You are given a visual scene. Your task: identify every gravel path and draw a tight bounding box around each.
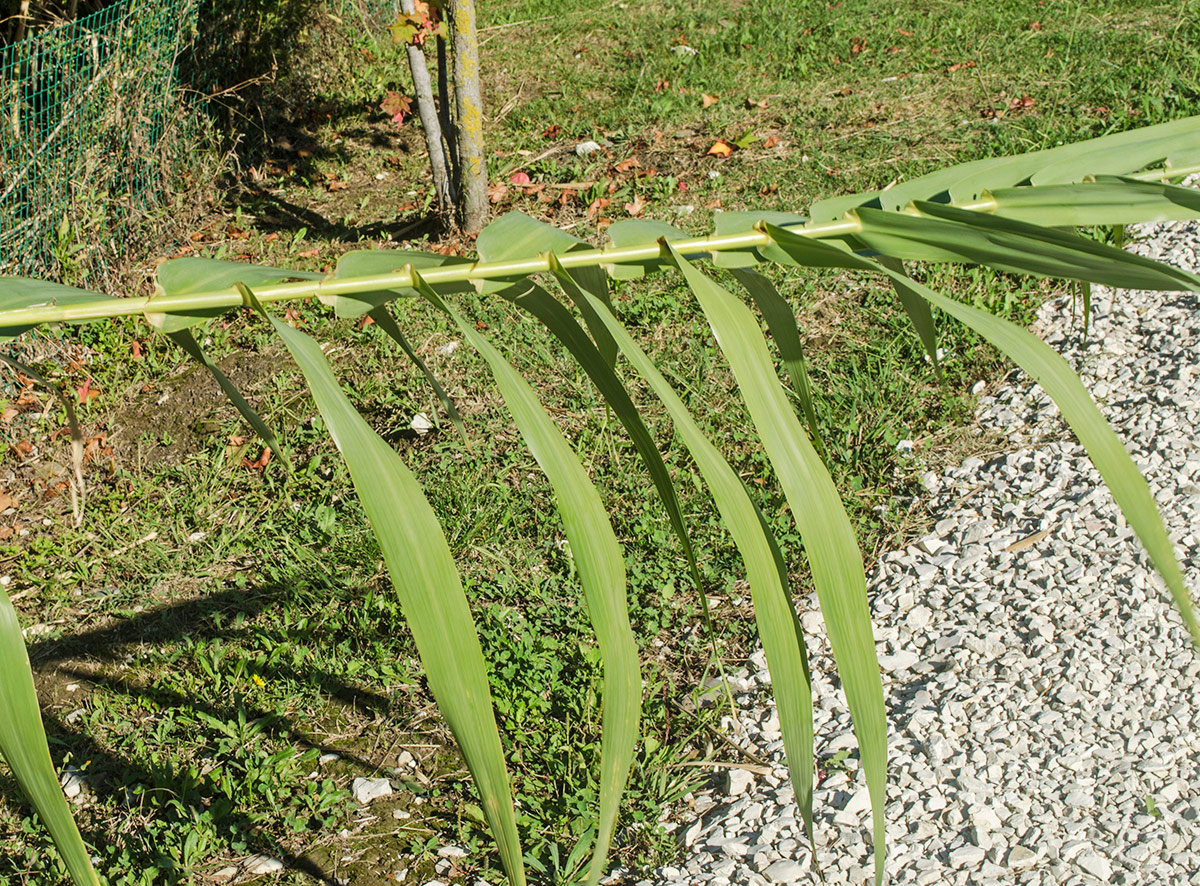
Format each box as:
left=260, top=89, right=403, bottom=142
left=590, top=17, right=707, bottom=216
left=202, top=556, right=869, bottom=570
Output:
left=641, top=211, right=1200, bottom=885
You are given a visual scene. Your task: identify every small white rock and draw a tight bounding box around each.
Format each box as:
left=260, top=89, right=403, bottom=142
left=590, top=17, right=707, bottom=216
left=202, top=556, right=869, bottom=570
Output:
left=352, top=776, right=392, bottom=804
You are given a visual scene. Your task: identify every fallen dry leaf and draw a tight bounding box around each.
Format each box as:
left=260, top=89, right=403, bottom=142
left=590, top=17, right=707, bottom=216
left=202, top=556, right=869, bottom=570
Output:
left=75, top=378, right=100, bottom=404
left=946, top=60, right=977, bottom=73
left=0, top=492, right=15, bottom=511
left=763, top=135, right=782, bottom=149
left=701, top=93, right=719, bottom=107
left=707, top=140, right=734, bottom=158
left=509, top=171, right=532, bottom=185
left=587, top=197, right=611, bottom=219
left=615, top=156, right=641, bottom=174
left=298, top=248, right=320, bottom=258
left=328, top=180, right=350, bottom=191
left=488, top=181, right=510, bottom=203
left=14, top=441, right=33, bottom=460
left=625, top=194, right=647, bottom=217
left=243, top=447, right=271, bottom=471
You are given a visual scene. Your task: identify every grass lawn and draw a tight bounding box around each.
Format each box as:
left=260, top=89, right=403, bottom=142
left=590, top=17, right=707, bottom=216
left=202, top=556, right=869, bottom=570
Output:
left=1, top=0, right=1198, bottom=883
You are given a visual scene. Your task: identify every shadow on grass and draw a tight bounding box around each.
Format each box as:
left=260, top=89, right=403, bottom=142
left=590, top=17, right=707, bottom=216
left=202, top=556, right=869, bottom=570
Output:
left=12, top=579, right=429, bottom=883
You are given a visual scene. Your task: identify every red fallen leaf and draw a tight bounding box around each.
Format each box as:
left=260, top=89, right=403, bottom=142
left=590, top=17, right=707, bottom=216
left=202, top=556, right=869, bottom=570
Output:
left=243, top=447, right=271, bottom=471
left=677, top=180, right=689, bottom=192
left=707, top=140, right=734, bottom=157
left=701, top=93, right=719, bottom=107
left=1094, top=106, right=1110, bottom=116
left=541, top=124, right=562, bottom=138
left=509, top=171, right=532, bottom=185
left=298, top=248, right=320, bottom=258
left=76, top=378, right=100, bottom=404
left=625, top=194, right=647, bottom=217
left=586, top=196, right=611, bottom=219
left=850, top=37, right=867, bottom=57
left=763, top=135, right=782, bottom=148
left=265, top=232, right=280, bottom=243
left=356, top=314, right=375, bottom=329
left=131, top=340, right=144, bottom=360
left=474, top=321, right=488, bottom=331
left=1008, top=95, right=1035, bottom=110
left=1029, top=20, right=1042, bottom=30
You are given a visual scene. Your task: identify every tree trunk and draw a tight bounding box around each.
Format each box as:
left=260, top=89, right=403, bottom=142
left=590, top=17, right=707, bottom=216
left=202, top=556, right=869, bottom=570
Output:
left=444, top=0, right=486, bottom=234
left=399, top=0, right=454, bottom=218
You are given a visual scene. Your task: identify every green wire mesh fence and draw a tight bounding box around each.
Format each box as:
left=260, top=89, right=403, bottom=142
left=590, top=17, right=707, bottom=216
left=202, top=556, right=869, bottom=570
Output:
left=0, top=0, right=201, bottom=281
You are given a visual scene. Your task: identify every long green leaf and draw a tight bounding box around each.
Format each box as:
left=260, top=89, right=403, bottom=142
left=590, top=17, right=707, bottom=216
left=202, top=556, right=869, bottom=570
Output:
left=150, top=258, right=322, bottom=332
left=506, top=261, right=709, bottom=627
left=727, top=268, right=829, bottom=459
left=0, top=588, right=99, bottom=885
left=166, top=329, right=285, bottom=463
left=984, top=177, right=1200, bottom=227
left=761, top=222, right=1199, bottom=643
left=810, top=114, right=1200, bottom=219
left=854, top=202, right=1200, bottom=291
left=268, top=316, right=526, bottom=886
left=0, top=278, right=113, bottom=341
left=406, top=273, right=639, bottom=886
left=327, top=249, right=473, bottom=318
left=667, top=246, right=887, bottom=882
left=576, top=287, right=817, bottom=846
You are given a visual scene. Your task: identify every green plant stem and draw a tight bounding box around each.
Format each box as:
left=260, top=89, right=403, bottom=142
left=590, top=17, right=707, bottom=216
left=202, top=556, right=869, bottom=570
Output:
left=3, top=161, right=1198, bottom=329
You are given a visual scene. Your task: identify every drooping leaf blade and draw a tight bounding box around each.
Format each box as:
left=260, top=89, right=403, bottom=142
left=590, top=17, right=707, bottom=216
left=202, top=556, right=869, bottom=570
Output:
left=269, top=317, right=526, bottom=886
left=0, top=588, right=100, bottom=885
left=761, top=222, right=1199, bottom=644
left=508, top=261, right=710, bottom=631
left=727, top=268, right=829, bottom=458
left=407, top=273, right=639, bottom=886
left=576, top=286, right=817, bottom=845
left=668, top=246, right=887, bottom=881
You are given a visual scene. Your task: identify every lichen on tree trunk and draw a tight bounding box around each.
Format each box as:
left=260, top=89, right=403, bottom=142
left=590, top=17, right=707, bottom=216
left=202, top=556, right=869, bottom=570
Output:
left=444, top=0, right=487, bottom=234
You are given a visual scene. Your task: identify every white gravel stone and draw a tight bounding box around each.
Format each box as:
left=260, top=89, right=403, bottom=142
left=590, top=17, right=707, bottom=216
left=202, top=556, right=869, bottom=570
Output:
left=352, top=776, right=392, bottom=804
left=241, top=855, right=284, bottom=875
